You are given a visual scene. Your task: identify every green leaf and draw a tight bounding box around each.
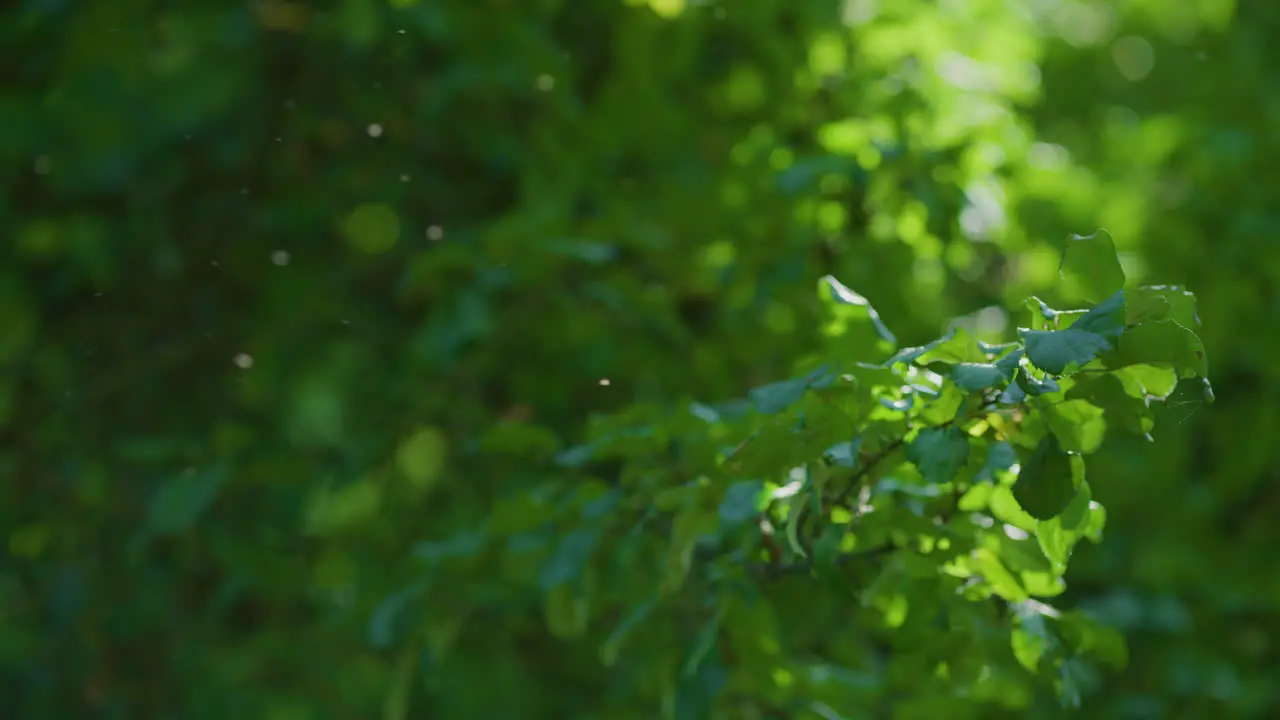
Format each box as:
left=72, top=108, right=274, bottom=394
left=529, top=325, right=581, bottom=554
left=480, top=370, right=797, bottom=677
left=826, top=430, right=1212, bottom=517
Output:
left=949, top=362, right=1010, bottom=392
left=1020, top=327, right=1110, bottom=376
left=717, top=480, right=764, bottom=531
left=683, top=605, right=727, bottom=677
left=994, top=347, right=1025, bottom=377
left=1066, top=373, right=1152, bottom=435
left=811, top=523, right=846, bottom=570
left=394, top=426, right=447, bottom=494
left=1042, top=399, right=1106, bottom=454
left=540, top=528, right=600, bottom=592
left=147, top=465, right=229, bottom=534
left=1058, top=481, right=1093, bottom=533
left=1057, top=611, right=1129, bottom=669
left=918, top=382, right=965, bottom=425
left=663, top=509, right=717, bottom=594
left=1015, top=368, right=1061, bottom=397
left=368, top=580, right=427, bottom=649
left=1021, top=290, right=1125, bottom=376
left=819, top=276, right=897, bottom=361
left=919, top=327, right=991, bottom=365
left=600, top=597, right=657, bottom=667
left=413, top=531, right=485, bottom=563
left=783, top=494, right=808, bottom=558
left=1072, top=290, right=1127, bottom=339
left=1126, top=285, right=1199, bottom=328
left=1014, top=435, right=1079, bottom=520
left=1058, top=230, right=1126, bottom=303
left=907, top=426, right=970, bottom=484
left=996, top=533, right=1055, bottom=575
left=544, top=584, right=588, bottom=639
left=749, top=377, right=809, bottom=414
left=1025, top=296, right=1085, bottom=330
left=973, top=548, right=1028, bottom=602
left=1011, top=621, right=1052, bottom=672
left=1035, top=519, right=1072, bottom=572
left=989, top=485, right=1039, bottom=533
left=884, top=327, right=987, bottom=367
left=1113, top=364, right=1178, bottom=399
left=1107, top=320, right=1209, bottom=378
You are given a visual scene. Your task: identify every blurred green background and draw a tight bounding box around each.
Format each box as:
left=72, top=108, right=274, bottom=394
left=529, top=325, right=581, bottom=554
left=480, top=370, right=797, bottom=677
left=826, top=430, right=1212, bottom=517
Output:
left=2, top=0, right=1276, bottom=717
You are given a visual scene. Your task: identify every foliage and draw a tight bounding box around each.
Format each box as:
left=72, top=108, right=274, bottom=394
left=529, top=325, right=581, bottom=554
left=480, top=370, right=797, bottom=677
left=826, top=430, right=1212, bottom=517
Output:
left=529, top=235, right=1210, bottom=716
left=1, top=0, right=1272, bottom=718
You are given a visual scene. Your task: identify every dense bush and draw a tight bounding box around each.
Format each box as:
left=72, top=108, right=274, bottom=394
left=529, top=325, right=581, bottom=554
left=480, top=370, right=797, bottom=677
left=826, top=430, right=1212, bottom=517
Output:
left=1, top=0, right=1270, bottom=718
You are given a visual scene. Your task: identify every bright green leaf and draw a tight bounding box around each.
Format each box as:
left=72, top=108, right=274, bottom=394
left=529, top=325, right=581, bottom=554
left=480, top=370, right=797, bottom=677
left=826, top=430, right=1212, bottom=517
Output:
left=1042, top=399, right=1106, bottom=454
left=1126, top=285, right=1199, bottom=328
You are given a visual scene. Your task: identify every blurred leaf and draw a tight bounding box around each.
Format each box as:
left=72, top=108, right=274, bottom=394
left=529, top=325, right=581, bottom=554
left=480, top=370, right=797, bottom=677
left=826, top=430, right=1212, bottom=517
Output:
left=147, top=465, right=228, bottom=534
left=395, top=427, right=447, bottom=494
left=1058, top=231, right=1126, bottom=303
left=540, top=528, right=600, bottom=592
left=717, top=480, right=764, bottom=531
left=749, top=378, right=809, bottom=414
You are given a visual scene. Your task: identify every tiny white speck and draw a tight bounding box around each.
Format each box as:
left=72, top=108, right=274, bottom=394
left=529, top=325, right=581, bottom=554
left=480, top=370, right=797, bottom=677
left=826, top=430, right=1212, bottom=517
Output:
left=400, top=174, right=411, bottom=182
left=275, top=137, right=282, bottom=142
left=535, top=74, right=555, bottom=91
left=426, top=225, right=444, bottom=241
left=233, top=353, right=254, bottom=369
left=271, top=250, right=291, bottom=266
left=367, top=123, right=383, bottom=138
left=598, top=378, right=610, bottom=386
left=397, top=29, right=406, bottom=34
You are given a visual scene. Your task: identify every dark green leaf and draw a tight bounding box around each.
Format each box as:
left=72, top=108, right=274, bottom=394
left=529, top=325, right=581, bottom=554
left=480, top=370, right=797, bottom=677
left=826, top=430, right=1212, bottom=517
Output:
left=599, top=597, right=657, bottom=667
left=1020, top=327, right=1111, bottom=376
left=1014, top=434, right=1078, bottom=520
left=147, top=465, right=229, bottom=534
left=540, top=528, right=600, bottom=592
left=907, top=426, right=970, bottom=484
left=950, top=362, right=1009, bottom=392
left=1107, top=320, right=1209, bottom=378
left=717, top=480, right=764, bottom=530
left=1072, top=289, right=1127, bottom=339
left=749, top=377, right=810, bottom=414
